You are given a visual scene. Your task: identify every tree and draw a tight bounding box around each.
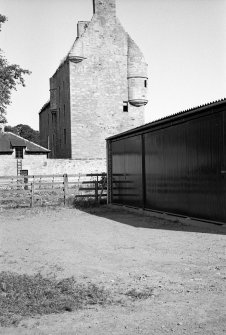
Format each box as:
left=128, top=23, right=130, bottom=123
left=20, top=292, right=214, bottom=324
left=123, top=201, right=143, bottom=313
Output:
left=4, top=124, right=40, bottom=145
left=0, top=14, right=31, bottom=123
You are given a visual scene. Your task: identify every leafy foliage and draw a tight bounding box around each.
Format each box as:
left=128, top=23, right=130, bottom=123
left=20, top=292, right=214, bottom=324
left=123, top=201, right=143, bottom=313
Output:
left=0, top=14, right=31, bottom=123
left=4, top=124, right=40, bottom=144
left=0, top=14, right=7, bottom=30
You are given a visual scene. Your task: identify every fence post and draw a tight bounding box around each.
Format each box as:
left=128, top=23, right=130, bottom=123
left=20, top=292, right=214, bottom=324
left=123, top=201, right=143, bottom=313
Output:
left=63, top=174, right=68, bottom=206
left=30, top=183, right=34, bottom=208
left=24, top=176, right=28, bottom=190
left=98, top=175, right=107, bottom=203
left=95, top=176, right=99, bottom=203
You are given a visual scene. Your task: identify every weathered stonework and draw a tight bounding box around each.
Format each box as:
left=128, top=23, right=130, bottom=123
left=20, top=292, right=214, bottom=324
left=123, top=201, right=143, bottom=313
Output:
left=39, top=0, right=148, bottom=159
left=0, top=155, right=106, bottom=176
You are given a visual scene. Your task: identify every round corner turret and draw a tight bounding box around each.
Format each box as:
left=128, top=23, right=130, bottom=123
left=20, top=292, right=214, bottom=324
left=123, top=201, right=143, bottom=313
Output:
left=127, top=37, right=148, bottom=107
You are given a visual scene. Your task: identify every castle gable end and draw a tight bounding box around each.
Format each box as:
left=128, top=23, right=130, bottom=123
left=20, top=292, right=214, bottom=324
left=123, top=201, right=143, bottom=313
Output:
left=40, top=0, right=148, bottom=160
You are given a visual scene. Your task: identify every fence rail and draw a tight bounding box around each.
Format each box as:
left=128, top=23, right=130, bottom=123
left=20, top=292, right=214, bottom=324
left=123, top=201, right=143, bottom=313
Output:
left=0, top=173, right=107, bottom=208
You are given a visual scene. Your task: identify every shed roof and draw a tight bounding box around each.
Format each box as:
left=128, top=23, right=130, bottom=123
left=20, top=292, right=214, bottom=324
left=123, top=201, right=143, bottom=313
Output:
left=0, top=132, right=50, bottom=153
left=107, top=98, right=226, bottom=141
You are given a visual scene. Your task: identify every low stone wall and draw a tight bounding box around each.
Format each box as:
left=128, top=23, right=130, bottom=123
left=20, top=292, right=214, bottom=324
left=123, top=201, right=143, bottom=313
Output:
left=0, top=156, right=17, bottom=176
left=0, top=155, right=106, bottom=176
left=28, top=158, right=107, bottom=175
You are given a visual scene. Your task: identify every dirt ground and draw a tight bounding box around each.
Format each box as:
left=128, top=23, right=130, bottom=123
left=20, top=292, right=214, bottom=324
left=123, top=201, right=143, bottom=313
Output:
left=0, top=205, right=226, bottom=335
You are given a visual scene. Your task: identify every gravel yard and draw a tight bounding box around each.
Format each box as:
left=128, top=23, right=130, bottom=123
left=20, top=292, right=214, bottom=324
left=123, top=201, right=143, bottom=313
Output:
left=0, top=205, right=225, bottom=334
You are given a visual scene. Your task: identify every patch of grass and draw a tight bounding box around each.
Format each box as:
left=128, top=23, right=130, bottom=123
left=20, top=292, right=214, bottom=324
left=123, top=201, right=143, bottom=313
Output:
left=125, top=287, right=154, bottom=300
left=0, top=272, right=111, bottom=327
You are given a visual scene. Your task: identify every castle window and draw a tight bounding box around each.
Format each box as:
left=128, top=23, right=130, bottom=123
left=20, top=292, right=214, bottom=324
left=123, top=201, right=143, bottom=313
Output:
left=52, top=112, right=57, bottom=128
left=64, top=128, right=66, bottom=144
left=123, top=101, right=128, bottom=112
left=93, top=0, right=96, bottom=13
left=144, top=80, right=147, bottom=88
left=15, top=147, right=24, bottom=159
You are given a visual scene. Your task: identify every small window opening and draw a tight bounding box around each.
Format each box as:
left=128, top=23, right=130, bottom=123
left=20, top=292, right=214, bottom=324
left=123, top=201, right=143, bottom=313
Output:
left=52, top=112, right=57, bottom=128
left=64, top=128, right=66, bottom=144
left=144, top=79, right=147, bottom=88
left=52, top=112, right=56, bottom=123
left=15, top=147, right=24, bottom=159
left=123, top=101, right=128, bottom=112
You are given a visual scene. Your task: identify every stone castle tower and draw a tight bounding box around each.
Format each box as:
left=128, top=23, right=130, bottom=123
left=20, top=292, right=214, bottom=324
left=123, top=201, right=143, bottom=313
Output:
left=39, top=0, right=148, bottom=159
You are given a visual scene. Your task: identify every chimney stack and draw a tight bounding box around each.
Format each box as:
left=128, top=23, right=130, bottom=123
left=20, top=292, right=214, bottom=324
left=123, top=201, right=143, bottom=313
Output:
left=93, top=0, right=116, bottom=15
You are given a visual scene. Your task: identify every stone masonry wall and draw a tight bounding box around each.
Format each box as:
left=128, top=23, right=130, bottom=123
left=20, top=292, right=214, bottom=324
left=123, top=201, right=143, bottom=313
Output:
left=69, top=3, right=145, bottom=159
left=39, top=103, right=50, bottom=150
left=49, top=62, right=72, bottom=158
left=0, top=155, right=17, bottom=176
left=39, top=0, right=148, bottom=160
left=0, top=155, right=106, bottom=176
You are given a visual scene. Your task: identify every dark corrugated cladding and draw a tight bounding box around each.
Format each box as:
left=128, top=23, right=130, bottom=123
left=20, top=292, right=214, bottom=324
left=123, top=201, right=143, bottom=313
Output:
left=112, top=136, right=143, bottom=207
left=107, top=99, right=226, bottom=224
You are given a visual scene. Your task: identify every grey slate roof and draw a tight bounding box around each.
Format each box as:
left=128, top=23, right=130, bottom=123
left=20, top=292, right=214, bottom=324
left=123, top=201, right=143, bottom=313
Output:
left=0, top=132, right=50, bottom=153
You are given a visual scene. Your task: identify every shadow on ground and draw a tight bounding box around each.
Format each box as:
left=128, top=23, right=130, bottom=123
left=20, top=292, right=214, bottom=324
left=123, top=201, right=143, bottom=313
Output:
left=76, top=204, right=226, bottom=236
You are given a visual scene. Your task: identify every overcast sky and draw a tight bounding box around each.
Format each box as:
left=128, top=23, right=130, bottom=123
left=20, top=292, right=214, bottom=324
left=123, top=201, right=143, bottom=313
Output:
left=0, top=0, right=226, bottom=130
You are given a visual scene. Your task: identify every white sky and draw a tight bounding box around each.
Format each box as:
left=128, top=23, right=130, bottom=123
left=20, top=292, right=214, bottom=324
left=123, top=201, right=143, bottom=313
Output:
left=0, top=0, right=226, bottom=130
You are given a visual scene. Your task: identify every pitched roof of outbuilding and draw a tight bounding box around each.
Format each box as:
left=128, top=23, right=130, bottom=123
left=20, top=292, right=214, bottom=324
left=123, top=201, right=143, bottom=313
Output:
left=0, top=132, right=12, bottom=152
left=0, top=132, right=50, bottom=153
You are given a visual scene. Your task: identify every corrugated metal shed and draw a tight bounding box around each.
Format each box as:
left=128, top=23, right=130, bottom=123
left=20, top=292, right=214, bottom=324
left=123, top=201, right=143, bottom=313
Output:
left=107, top=99, right=226, bottom=224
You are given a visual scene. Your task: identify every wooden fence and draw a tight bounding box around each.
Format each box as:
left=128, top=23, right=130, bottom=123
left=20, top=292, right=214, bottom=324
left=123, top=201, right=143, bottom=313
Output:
left=0, top=173, right=107, bottom=208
